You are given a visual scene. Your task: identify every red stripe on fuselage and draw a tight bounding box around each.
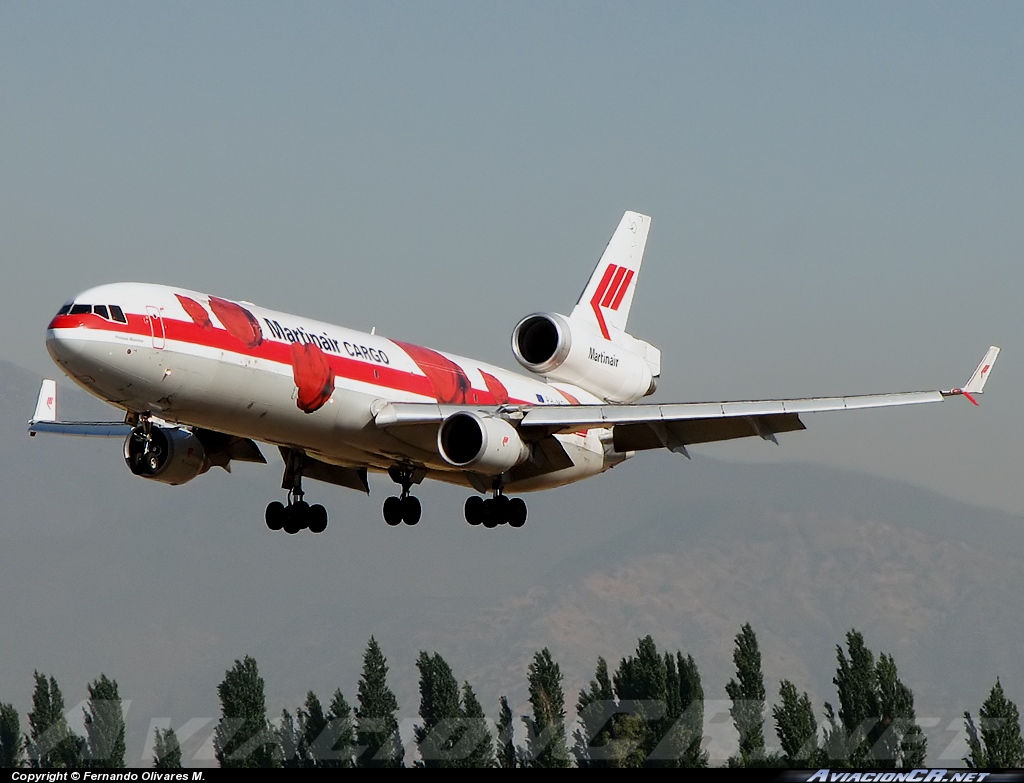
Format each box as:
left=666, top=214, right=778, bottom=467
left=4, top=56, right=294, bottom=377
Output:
left=48, top=312, right=544, bottom=408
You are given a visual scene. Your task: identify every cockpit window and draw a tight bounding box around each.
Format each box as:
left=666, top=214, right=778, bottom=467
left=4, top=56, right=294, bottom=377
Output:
left=63, top=303, right=129, bottom=323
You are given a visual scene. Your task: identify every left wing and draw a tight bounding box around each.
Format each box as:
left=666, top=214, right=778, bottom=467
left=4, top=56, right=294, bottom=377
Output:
left=375, top=346, right=999, bottom=457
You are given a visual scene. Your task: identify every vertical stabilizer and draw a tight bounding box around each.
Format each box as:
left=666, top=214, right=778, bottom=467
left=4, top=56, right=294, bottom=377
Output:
left=570, top=211, right=651, bottom=340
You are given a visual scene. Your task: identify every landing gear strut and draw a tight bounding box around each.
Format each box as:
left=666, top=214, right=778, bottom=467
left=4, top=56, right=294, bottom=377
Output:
left=464, top=481, right=527, bottom=528
left=126, top=415, right=161, bottom=476
left=383, top=466, right=422, bottom=526
left=266, top=449, right=328, bottom=534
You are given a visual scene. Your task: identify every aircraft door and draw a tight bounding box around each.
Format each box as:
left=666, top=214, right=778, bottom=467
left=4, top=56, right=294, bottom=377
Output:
left=146, top=306, right=166, bottom=349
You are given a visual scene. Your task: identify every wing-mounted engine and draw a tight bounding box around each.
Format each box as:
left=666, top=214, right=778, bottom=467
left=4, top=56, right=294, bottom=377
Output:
left=437, top=412, right=529, bottom=475
left=124, top=426, right=211, bottom=485
left=511, top=312, right=660, bottom=403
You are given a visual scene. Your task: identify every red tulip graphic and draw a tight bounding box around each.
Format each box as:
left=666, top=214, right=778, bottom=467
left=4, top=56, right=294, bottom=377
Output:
left=395, top=341, right=472, bottom=404
left=209, top=297, right=263, bottom=348
left=481, top=371, right=510, bottom=405
left=291, top=341, right=335, bottom=413
left=175, top=294, right=213, bottom=329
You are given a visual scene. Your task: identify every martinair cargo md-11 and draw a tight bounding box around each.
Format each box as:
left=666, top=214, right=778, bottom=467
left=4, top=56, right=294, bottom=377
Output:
left=30, top=212, right=999, bottom=534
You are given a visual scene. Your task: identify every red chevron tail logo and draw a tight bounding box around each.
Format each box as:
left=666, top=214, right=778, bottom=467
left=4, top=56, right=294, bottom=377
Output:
left=589, top=264, right=634, bottom=339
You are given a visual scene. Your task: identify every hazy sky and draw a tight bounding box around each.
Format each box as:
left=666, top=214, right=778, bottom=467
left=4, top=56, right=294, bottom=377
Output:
left=2, top=2, right=1022, bottom=513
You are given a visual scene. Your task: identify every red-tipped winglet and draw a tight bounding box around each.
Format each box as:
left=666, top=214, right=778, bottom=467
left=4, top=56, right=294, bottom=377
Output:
left=943, top=346, right=1000, bottom=405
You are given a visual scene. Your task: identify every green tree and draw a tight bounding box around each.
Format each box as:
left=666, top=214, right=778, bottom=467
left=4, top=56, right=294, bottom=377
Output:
left=496, top=696, right=517, bottom=769
left=574, top=657, right=615, bottom=767
left=460, top=682, right=495, bottom=768
left=964, top=679, right=1024, bottom=768
left=774, top=680, right=819, bottom=766
left=355, top=637, right=403, bottom=768
left=152, top=728, right=182, bottom=768
left=725, top=624, right=766, bottom=765
left=83, top=674, right=125, bottom=767
left=414, top=651, right=462, bottom=767
left=676, top=652, right=708, bottom=768
left=297, top=692, right=326, bottom=768
left=0, top=703, right=24, bottom=768
left=324, top=690, right=356, bottom=768
left=25, top=672, right=82, bottom=768
left=823, top=630, right=926, bottom=767
left=213, top=656, right=277, bottom=768
left=612, top=636, right=668, bottom=766
left=523, top=648, right=570, bottom=768
left=277, top=709, right=301, bottom=768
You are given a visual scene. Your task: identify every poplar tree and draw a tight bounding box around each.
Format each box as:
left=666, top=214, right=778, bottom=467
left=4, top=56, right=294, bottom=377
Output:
left=414, top=651, right=462, bottom=767
left=324, top=690, right=356, bottom=768
left=676, top=653, right=708, bottom=768
left=523, top=648, right=570, bottom=768
left=496, top=696, right=517, bottom=769
left=355, top=637, right=403, bottom=768
left=460, top=682, right=496, bottom=767
left=725, top=624, right=766, bottom=765
left=823, top=630, right=925, bottom=767
left=213, top=656, right=277, bottom=768
left=83, top=674, right=125, bottom=767
left=25, top=672, right=82, bottom=768
left=152, top=728, right=182, bottom=768
left=964, top=679, right=1024, bottom=768
left=0, top=703, right=23, bottom=768
left=774, top=680, right=819, bottom=766
left=611, top=636, right=669, bottom=766
left=574, top=657, right=615, bottom=767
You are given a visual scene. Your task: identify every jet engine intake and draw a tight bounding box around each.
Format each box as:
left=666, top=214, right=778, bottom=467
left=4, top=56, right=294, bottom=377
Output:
left=123, top=426, right=210, bottom=485
left=511, top=312, right=658, bottom=403
left=437, top=412, right=529, bottom=475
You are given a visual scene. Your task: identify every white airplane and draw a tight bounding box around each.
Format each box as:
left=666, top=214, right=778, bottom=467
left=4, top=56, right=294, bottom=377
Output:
left=29, top=211, right=999, bottom=533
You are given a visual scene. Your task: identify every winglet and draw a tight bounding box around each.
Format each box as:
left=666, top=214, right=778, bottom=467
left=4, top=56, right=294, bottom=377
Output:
left=944, top=346, right=999, bottom=405
left=32, top=379, right=57, bottom=425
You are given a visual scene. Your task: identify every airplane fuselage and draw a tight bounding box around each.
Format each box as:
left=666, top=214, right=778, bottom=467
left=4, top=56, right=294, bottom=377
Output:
left=46, top=282, right=622, bottom=492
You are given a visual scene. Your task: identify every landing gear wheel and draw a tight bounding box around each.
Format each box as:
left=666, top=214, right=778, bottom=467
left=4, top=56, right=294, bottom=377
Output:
left=308, top=504, right=328, bottom=534
left=508, top=497, right=527, bottom=528
left=283, top=501, right=308, bottom=535
left=265, top=501, right=285, bottom=531
left=494, top=494, right=511, bottom=525
left=482, top=499, right=499, bottom=528
left=465, top=496, right=484, bottom=526
left=383, top=496, right=403, bottom=526
left=401, top=496, right=421, bottom=526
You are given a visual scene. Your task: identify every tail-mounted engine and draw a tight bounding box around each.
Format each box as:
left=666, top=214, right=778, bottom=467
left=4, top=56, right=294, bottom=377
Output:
left=437, top=412, right=529, bottom=476
left=124, top=426, right=211, bottom=485
left=511, top=312, right=660, bottom=403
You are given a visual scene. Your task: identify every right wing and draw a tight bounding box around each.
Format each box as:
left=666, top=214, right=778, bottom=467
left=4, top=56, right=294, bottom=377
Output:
left=374, top=346, right=999, bottom=460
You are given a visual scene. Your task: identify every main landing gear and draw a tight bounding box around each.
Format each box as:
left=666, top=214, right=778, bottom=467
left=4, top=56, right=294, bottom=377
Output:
left=383, top=466, right=421, bottom=526
left=464, top=483, right=527, bottom=529
left=266, top=450, right=328, bottom=534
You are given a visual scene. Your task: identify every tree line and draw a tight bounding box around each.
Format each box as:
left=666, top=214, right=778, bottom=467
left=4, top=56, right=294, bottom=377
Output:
left=1, top=627, right=1021, bottom=768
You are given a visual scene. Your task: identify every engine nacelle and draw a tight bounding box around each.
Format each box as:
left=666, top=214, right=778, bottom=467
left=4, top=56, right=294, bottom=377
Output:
left=511, top=312, right=659, bottom=403
left=124, top=426, right=210, bottom=486
left=437, top=412, right=529, bottom=475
